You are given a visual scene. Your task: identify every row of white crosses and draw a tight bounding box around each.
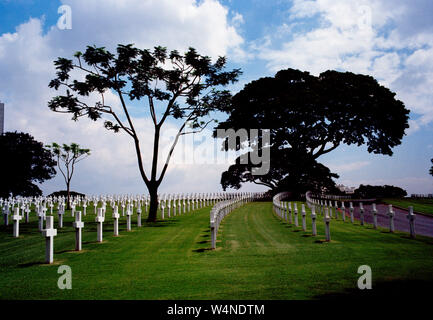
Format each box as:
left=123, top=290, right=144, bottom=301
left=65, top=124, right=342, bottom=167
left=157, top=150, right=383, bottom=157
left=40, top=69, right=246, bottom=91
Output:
left=158, top=193, right=233, bottom=219
left=210, top=192, right=265, bottom=249
left=305, top=192, right=417, bottom=239
left=273, top=192, right=332, bottom=241
left=1, top=192, right=252, bottom=264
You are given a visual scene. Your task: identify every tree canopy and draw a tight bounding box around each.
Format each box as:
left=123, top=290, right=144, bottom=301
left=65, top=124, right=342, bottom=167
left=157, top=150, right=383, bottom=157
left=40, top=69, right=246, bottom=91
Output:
left=216, top=68, right=410, bottom=192
left=46, top=142, right=90, bottom=207
left=48, top=44, right=240, bottom=221
left=0, top=132, right=56, bottom=198
left=221, top=147, right=339, bottom=197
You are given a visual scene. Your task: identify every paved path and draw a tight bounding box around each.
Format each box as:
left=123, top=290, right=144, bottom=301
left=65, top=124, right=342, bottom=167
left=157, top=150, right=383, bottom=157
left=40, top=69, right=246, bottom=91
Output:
left=337, top=204, right=433, bottom=237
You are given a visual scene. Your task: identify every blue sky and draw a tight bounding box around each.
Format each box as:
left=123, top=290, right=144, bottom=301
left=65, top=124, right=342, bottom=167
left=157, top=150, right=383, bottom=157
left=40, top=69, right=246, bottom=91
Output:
left=0, top=0, right=432, bottom=196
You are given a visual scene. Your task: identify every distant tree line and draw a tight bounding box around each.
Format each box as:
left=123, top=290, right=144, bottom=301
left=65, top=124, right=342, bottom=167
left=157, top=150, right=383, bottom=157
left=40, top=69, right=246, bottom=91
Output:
left=354, top=184, right=407, bottom=199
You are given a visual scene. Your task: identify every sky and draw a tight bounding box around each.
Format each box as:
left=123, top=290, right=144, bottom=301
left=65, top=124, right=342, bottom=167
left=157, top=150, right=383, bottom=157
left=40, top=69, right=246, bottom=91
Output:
left=0, top=0, right=432, bottom=196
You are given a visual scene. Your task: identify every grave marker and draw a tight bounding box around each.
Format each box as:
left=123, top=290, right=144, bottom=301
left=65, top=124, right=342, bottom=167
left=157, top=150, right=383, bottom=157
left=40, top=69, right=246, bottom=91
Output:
left=42, top=216, right=57, bottom=264
left=387, top=204, right=395, bottom=233
left=311, top=206, right=317, bottom=236
left=73, top=211, right=84, bottom=251
left=12, top=207, right=22, bottom=238
left=359, top=202, right=365, bottom=225
left=113, top=206, right=120, bottom=236
left=96, top=208, right=105, bottom=242
left=301, top=204, right=307, bottom=231
left=407, top=206, right=416, bottom=238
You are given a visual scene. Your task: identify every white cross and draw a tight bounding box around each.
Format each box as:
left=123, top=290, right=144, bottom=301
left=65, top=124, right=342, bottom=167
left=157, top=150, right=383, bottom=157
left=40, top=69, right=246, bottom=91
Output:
left=73, top=211, right=84, bottom=251
left=96, top=208, right=105, bottom=242
left=42, top=216, right=57, bottom=264
left=12, top=207, right=22, bottom=238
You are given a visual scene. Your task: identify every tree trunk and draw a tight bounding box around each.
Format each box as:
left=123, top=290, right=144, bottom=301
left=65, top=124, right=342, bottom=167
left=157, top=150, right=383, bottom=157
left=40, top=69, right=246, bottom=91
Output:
left=147, top=185, right=158, bottom=222
left=66, top=181, right=71, bottom=210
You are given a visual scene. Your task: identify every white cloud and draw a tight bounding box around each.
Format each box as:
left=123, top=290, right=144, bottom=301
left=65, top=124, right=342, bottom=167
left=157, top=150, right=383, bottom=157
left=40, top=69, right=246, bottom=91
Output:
left=327, top=161, right=370, bottom=173
left=253, top=0, right=433, bottom=132
left=0, top=0, right=257, bottom=196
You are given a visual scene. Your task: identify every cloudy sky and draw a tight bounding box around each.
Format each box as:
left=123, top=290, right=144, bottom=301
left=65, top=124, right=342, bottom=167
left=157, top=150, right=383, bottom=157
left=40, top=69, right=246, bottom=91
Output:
left=1, top=0, right=432, bottom=196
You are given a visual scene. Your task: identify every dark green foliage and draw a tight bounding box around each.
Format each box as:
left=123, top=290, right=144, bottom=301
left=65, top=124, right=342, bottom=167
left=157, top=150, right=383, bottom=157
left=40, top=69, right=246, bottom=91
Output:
left=0, top=132, right=56, bottom=198
left=221, top=147, right=339, bottom=196
left=216, top=68, right=410, bottom=192
left=354, top=184, right=407, bottom=199
left=47, top=190, right=86, bottom=198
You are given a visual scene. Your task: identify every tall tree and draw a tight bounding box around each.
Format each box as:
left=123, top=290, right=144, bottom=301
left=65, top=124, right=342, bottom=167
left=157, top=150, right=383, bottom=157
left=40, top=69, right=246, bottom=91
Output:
left=46, top=143, right=90, bottom=208
left=221, top=147, right=339, bottom=197
left=48, top=44, right=240, bottom=221
left=0, top=132, right=56, bottom=198
left=216, top=68, right=410, bottom=191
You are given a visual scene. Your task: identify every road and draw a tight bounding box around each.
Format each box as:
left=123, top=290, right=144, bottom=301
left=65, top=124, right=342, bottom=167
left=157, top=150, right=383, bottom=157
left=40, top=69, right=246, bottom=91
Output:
left=336, top=204, right=433, bottom=237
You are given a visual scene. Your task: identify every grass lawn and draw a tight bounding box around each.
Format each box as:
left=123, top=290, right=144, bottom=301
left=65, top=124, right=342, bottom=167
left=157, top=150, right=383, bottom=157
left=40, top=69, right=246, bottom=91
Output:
left=1, top=201, right=433, bottom=299
left=382, top=198, right=433, bottom=216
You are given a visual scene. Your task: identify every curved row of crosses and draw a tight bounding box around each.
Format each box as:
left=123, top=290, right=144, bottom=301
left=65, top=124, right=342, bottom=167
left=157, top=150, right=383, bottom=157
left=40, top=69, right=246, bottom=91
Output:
left=209, top=192, right=266, bottom=249
left=273, top=191, right=418, bottom=241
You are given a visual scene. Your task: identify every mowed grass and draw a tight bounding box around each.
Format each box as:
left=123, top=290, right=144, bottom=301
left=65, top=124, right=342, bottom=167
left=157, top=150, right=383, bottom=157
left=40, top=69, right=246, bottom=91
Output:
left=382, top=198, right=433, bottom=216
left=0, top=201, right=433, bottom=299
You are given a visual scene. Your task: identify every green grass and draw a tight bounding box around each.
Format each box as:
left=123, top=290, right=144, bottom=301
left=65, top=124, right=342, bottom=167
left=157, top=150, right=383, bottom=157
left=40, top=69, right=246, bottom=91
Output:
left=1, top=202, right=433, bottom=299
left=382, top=198, right=433, bottom=216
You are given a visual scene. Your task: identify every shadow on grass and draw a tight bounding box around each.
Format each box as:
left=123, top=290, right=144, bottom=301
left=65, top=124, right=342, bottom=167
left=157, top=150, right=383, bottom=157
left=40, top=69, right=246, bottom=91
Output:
left=315, top=279, right=433, bottom=300
left=192, top=248, right=213, bottom=253
left=143, top=221, right=179, bottom=228
left=18, top=261, right=44, bottom=268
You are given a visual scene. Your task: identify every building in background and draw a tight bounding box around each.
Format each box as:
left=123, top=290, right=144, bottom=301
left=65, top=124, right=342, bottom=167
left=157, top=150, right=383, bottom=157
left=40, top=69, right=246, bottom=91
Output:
left=0, top=101, right=4, bottom=135
left=336, top=184, right=356, bottom=194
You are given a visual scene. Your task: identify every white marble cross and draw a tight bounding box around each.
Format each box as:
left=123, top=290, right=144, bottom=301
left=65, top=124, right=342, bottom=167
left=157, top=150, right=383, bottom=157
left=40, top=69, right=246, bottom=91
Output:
left=3, top=205, right=9, bottom=226
left=58, top=205, right=64, bottom=228
left=341, top=202, right=346, bottom=222
left=288, top=202, right=293, bottom=224
left=25, top=205, right=30, bottom=223
left=311, top=206, right=317, bottom=236
left=38, top=207, right=46, bottom=231
left=126, top=204, right=133, bottom=231
left=294, top=203, right=299, bottom=227
left=387, top=204, right=395, bottom=233
left=73, top=211, right=84, bottom=251
left=96, top=208, right=105, bottom=242
left=359, top=202, right=365, bottom=225
left=113, top=206, right=120, bottom=236
left=407, top=206, right=416, bottom=238
left=137, top=204, right=142, bottom=227
left=324, top=208, right=331, bottom=242
left=42, top=216, right=57, bottom=264
left=12, top=207, right=22, bottom=238
left=301, top=204, right=307, bottom=231
left=349, top=202, right=354, bottom=223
